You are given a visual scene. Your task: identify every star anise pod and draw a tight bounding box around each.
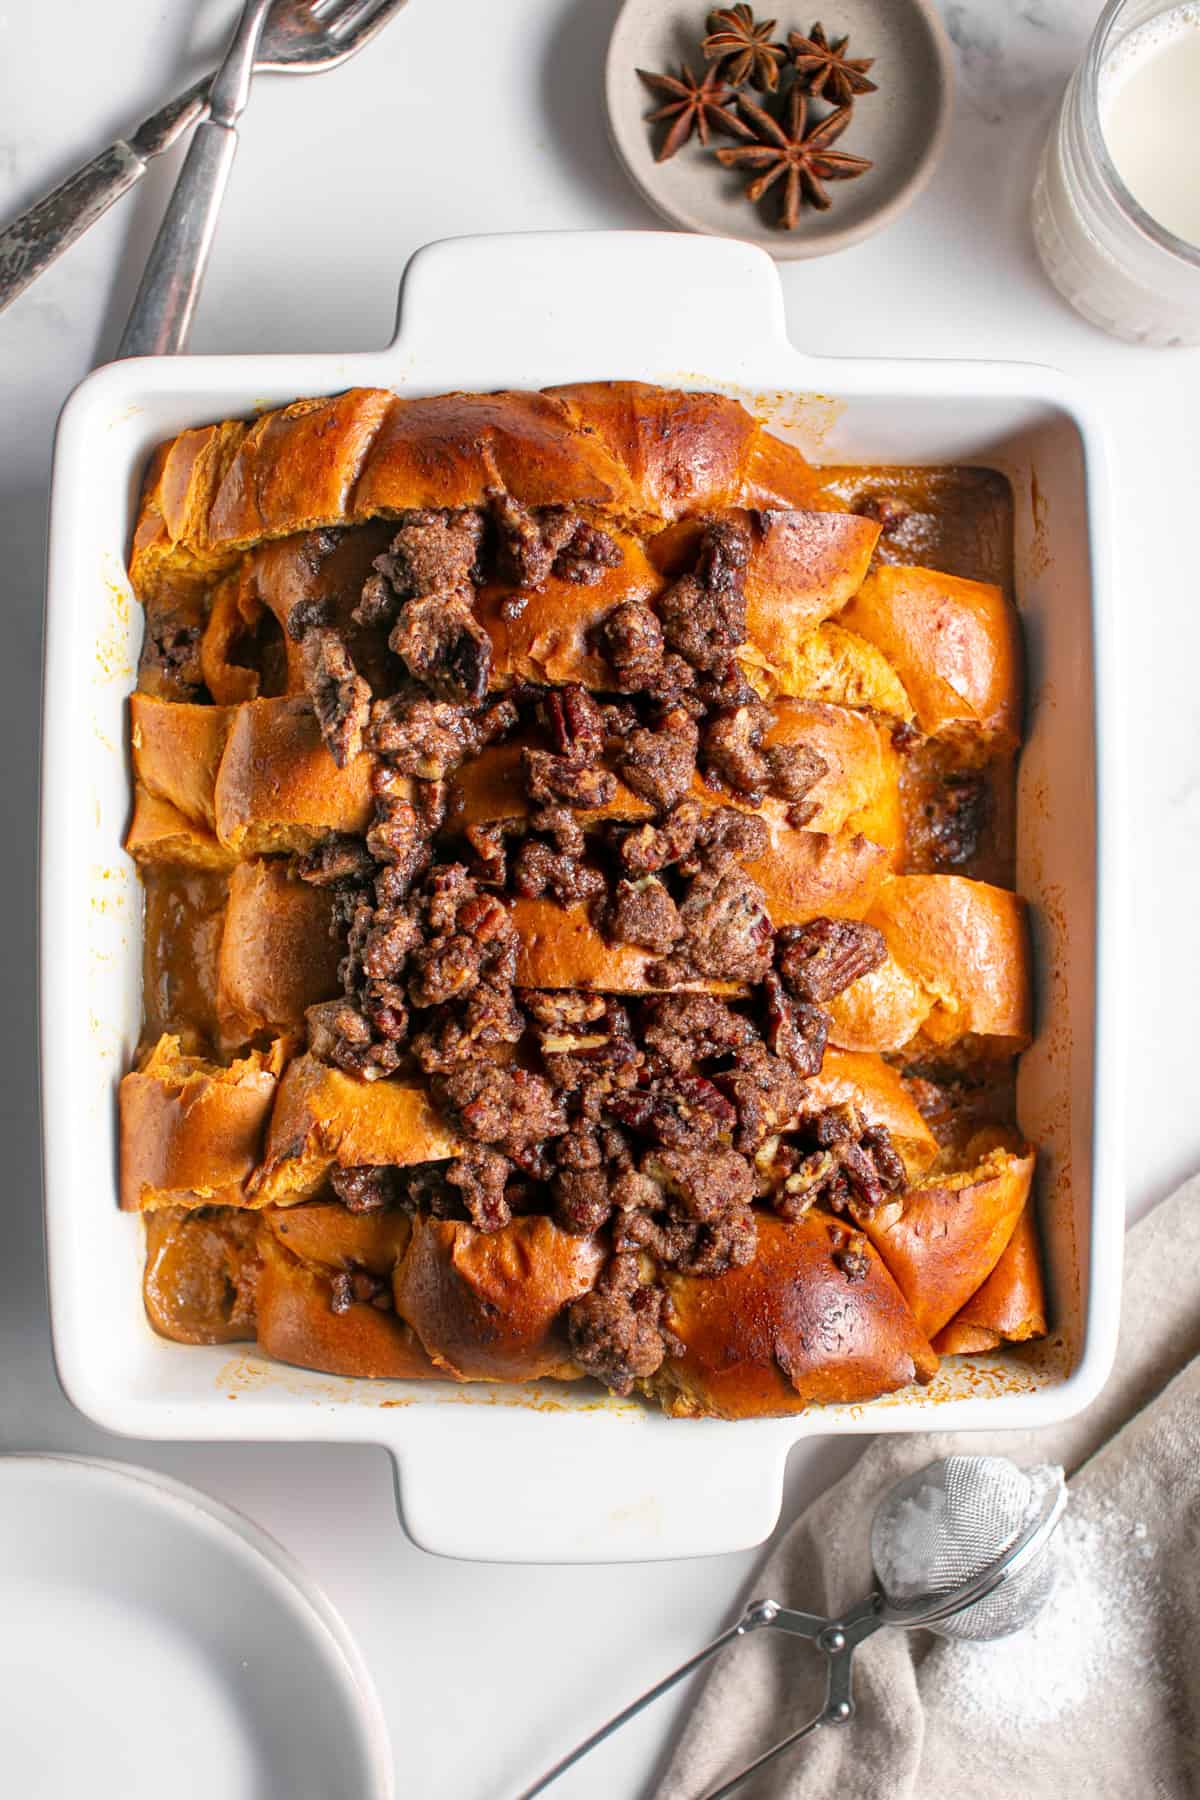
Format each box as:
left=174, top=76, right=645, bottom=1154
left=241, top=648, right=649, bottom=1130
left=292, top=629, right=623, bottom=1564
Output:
left=702, top=5, right=786, bottom=93
left=637, top=62, right=755, bottom=162
left=715, top=88, right=873, bottom=227
left=788, top=22, right=878, bottom=105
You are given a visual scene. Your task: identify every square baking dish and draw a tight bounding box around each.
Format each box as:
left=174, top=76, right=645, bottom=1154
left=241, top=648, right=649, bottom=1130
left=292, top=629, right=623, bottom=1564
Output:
left=42, top=231, right=1122, bottom=1563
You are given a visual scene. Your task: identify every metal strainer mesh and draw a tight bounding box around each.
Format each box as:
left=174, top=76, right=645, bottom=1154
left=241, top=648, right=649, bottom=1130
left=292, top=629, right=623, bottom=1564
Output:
left=870, top=1455, right=1063, bottom=1641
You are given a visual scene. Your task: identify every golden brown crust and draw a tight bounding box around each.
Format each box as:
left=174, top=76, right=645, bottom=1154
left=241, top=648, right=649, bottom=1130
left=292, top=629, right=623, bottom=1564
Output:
left=392, top=1213, right=605, bottom=1382
left=214, top=696, right=376, bottom=855
left=251, top=1055, right=465, bottom=1207
left=841, top=564, right=1021, bottom=744
left=216, top=860, right=341, bottom=1045
left=653, top=1211, right=939, bottom=1418
left=130, top=384, right=821, bottom=592
left=256, top=1233, right=439, bottom=1380
left=125, top=787, right=235, bottom=870
left=130, top=693, right=375, bottom=856
left=932, top=1192, right=1046, bottom=1353
left=861, top=1142, right=1035, bottom=1340
left=119, top=1036, right=285, bottom=1212
left=130, top=693, right=233, bottom=830
left=826, top=874, right=1032, bottom=1056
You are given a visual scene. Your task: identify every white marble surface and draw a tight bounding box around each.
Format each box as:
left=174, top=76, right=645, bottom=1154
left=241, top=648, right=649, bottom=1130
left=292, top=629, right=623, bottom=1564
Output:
left=2, top=0, right=1199, bottom=1795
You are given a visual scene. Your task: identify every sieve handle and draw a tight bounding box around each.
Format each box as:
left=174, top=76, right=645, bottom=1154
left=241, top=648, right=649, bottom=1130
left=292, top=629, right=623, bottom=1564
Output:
left=515, top=1599, right=815, bottom=1798
left=701, top=1594, right=884, bottom=1800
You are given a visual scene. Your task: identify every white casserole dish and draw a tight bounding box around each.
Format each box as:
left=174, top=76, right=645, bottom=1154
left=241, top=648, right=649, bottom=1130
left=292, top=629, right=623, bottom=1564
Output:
left=41, top=231, right=1123, bottom=1563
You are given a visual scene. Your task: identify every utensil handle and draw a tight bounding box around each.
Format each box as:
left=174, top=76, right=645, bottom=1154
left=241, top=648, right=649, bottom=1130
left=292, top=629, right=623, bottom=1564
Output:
left=514, top=1622, right=746, bottom=1799
left=116, top=0, right=270, bottom=358
left=515, top=1601, right=796, bottom=1800
left=702, top=1714, right=825, bottom=1800
left=115, top=120, right=237, bottom=358
left=0, top=145, right=144, bottom=316
left=0, top=80, right=209, bottom=319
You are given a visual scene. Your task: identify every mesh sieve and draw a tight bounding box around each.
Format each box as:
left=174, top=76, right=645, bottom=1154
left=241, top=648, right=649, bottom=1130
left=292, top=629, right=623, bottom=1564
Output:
left=870, top=1456, right=1065, bottom=1641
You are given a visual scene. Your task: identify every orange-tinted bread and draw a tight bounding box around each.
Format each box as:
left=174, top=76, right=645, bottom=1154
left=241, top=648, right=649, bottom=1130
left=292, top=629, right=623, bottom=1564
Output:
left=251, top=1055, right=465, bottom=1206
left=256, top=1233, right=439, bottom=1380
left=130, top=693, right=233, bottom=830
left=653, top=1211, right=939, bottom=1418
left=933, top=1192, right=1047, bottom=1353
left=826, top=875, right=1032, bottom=1056
left=216, top=859, right=341, bottom=1045
left=131, top=384, right=823, bottom=591
left=119, top=1035, right=285, bottom=1211
left=841, top=564, right=1021, bottom=745
left=861, top=1140, right=1035, bottom=1340
left=213, top=696, right=375, bottom=855
left=393, top=1213, right=605, bottom=1382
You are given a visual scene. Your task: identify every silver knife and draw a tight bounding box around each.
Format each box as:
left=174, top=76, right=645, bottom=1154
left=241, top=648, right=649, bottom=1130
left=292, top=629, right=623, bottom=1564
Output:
left=0, top=78, right=209, bottom=317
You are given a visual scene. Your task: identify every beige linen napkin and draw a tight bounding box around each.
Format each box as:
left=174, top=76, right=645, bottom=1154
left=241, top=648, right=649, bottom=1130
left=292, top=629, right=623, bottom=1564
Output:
left=659, top=1173, right=1200, bottom=1800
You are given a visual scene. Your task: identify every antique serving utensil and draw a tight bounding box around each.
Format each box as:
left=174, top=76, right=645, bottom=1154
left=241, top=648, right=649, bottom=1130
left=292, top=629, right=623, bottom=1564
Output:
left=518, top=1456, right=1067, bottom=1799
left=0, top=0, right=407, bottom=322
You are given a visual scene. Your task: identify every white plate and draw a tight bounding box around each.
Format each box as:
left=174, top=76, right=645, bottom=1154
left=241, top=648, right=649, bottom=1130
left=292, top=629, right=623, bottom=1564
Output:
left=0, top=1456, right=392, bottom=1800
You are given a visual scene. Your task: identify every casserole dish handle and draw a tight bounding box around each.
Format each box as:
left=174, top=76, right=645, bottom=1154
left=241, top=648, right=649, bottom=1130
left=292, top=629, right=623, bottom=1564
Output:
left=384, top=1409, right=795, bottom=1563
left=387, top=230, right=800, bottom=387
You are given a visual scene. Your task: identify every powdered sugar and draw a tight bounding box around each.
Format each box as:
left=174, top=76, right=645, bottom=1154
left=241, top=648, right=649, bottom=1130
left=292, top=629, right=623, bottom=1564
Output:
left=869, top=1457, right=1064, bottom=1640
left=918, top=1493, right=1163, bottom=1727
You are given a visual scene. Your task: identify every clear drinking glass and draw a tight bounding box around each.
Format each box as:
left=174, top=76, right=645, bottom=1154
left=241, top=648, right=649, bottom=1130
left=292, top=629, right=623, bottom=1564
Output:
left=1032, top=0, right=1200, bottom=346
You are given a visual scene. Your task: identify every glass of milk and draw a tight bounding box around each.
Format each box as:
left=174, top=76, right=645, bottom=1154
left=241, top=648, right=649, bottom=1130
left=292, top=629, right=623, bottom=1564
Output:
left=1032, top=0, right=1200, bottom=345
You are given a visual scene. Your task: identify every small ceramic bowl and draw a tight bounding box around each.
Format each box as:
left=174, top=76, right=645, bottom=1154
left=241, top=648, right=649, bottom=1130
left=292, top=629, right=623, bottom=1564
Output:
left=605, top=0, right=954, bottom=260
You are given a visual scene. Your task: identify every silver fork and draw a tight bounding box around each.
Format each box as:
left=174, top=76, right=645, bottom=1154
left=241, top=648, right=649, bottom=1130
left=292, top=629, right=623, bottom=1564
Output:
left=0, top=0, right=407, bottom=323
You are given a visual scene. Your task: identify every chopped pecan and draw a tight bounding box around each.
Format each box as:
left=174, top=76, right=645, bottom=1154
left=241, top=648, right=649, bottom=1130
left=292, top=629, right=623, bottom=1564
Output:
left=606, top=877, right=683, bottom=953
left=676, top=862, right=774, bottom=982
left=367, top=697, right=477, bottom=780
left=552, top=1169, right=613, bottom=1235
left=828, top=1221, right=872, bottom=1280
left=306, top=999, right=401, bottom=1081
left=613, top=708, right=699, bottom=811
left=295, top=834, right=375, bottom=887
left=776, top=917, right=887, bottom=1003
left=640, top=1146, right=755, bottom=1220
left=618, top=800, right=703, bottom=874
left=522, top=747, right=617, bottom=809
left=388, top=595, right=492, bottom=702
left=774, top=1103, right=906, bottom=1221
left=617, top=1206, right=757, bottom=1277
left=598, top=601, right=668, bottom=694
left=703, top=704, right=827, bottom=804
left=437, top=1063, right=566, bottom=1149
left=543, top=684, right=606, bottom=763
left=762, top=971, right=828, bottom=1077
left=566, top=1253, right=674, bottom=1395
left=607, top=1067, right=736, bottom=1149
left=657, top=518, right=750, bottom=672
left=330, top=1165, right=400, bottom=1214
left=512, top=839, right=607, bottom=906
left=639, top=992, right=759, bottom=1068
left=367, top=509, right=484, bottom=607
left=301, top=628, right=371, bottom=768
left=446, top=1148, right=513, bottom=1233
